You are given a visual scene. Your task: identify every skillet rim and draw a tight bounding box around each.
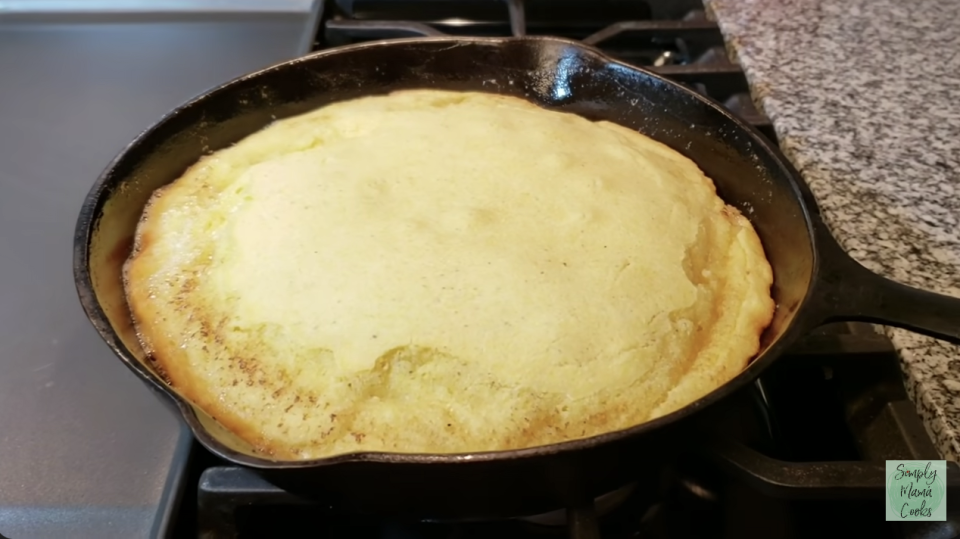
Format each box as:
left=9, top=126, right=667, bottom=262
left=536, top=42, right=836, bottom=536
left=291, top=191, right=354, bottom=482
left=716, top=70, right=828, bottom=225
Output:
left=73, top=34, right=823, bottom=469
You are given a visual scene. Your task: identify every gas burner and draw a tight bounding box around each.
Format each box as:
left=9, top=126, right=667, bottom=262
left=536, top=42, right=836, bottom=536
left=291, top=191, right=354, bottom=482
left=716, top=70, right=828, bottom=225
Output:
left=517, top=483, right=638, bottom=527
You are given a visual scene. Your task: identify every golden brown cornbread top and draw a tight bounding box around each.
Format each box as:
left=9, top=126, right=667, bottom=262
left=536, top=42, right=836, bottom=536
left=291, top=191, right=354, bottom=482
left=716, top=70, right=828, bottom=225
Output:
left=123, top=90, right=775, bottom=460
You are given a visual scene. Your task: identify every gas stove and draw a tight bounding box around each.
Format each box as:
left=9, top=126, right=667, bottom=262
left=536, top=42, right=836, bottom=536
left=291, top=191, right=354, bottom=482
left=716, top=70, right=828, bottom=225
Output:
left=163, top=1, right=957, bottom=538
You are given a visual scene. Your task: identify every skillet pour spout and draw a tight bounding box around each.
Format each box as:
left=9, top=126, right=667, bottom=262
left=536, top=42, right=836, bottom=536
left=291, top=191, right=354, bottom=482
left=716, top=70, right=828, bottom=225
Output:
left=73, top=36, right=960, bottom=517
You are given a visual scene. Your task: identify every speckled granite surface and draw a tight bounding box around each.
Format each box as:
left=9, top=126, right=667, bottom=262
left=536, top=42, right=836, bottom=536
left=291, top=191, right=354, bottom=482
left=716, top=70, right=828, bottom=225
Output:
left=703, top=0, right=960, bottom=459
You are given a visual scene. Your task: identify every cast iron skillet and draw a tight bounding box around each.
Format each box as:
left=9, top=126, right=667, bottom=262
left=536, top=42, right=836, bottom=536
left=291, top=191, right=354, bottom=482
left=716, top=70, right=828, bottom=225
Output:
left=73, top=36, right=960, bottom=520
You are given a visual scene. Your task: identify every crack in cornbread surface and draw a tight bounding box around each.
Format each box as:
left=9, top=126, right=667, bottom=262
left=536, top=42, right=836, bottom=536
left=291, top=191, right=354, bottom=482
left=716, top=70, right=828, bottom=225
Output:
left=123, top=89, right=775, bottom=460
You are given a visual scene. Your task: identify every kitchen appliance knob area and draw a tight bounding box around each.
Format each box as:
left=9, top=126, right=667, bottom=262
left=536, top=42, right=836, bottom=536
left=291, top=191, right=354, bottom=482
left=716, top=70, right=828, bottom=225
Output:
left=71, top=1, right=960, bottom=537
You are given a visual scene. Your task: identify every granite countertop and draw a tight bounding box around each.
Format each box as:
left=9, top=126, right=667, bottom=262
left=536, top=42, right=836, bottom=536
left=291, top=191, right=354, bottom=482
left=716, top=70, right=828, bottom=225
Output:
left=703, top=0, right=960, bottom=459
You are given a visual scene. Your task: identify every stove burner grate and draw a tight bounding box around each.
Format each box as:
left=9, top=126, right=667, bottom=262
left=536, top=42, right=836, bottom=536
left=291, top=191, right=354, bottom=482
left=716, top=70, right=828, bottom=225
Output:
left=319, top=0, right=775, bottom=142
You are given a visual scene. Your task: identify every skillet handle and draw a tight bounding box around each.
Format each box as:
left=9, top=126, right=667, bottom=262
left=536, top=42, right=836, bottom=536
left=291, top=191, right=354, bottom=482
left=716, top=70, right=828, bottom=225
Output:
left=809, top=229, right=960, bottom=345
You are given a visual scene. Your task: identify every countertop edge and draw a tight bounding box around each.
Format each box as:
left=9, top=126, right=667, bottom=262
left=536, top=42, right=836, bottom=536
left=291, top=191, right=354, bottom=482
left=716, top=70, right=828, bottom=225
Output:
left=703, top=0, right=960, bottom=462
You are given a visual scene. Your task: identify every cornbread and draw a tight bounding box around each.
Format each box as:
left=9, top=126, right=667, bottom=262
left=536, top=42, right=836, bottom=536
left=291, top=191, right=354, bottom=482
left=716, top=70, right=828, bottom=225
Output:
left=123, top=89, right=775, bottom=460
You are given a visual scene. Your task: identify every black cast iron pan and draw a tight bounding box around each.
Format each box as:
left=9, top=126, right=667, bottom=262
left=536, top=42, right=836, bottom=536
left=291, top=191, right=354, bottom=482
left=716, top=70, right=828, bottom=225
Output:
left=72, top=36, right=960, bottom=520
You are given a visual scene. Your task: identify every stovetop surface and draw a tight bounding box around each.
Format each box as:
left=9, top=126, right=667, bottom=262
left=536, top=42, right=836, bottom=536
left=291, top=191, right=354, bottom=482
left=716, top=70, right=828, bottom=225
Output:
left=0, top=5, right=319, bottom=539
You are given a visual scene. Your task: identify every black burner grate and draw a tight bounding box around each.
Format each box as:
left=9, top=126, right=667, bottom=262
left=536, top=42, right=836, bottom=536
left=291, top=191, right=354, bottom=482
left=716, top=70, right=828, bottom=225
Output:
left=316, top=0, right=776, bottom=141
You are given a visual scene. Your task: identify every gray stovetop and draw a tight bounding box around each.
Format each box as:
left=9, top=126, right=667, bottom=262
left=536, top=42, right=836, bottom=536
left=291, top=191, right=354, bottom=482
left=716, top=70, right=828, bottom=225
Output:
left=705, top=0, right=960, bottom=460
left=0, top=2, right=320, bottom=537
